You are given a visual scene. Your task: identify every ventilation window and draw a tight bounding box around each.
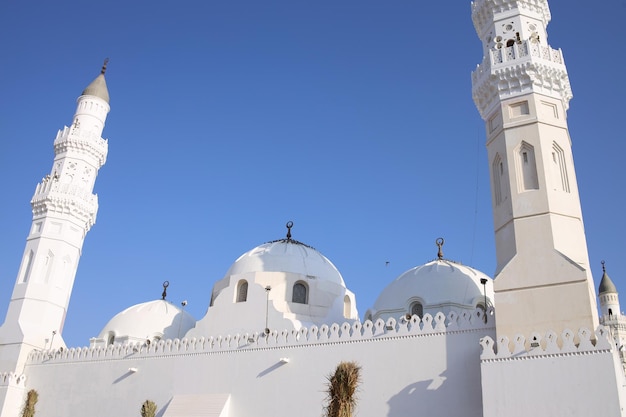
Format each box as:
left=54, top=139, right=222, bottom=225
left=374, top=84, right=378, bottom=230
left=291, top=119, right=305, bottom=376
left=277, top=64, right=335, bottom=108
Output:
left=292, top=282, right=308, bottom=304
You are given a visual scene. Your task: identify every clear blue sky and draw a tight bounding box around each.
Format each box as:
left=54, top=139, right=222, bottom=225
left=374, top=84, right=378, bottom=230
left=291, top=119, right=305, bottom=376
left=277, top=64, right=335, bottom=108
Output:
left=0, top=0, right=624, bottom=348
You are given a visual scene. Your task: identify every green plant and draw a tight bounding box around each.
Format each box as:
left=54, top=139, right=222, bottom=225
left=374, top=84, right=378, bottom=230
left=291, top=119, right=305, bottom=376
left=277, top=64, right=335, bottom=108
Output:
left=324, top=361, right=361, bottom=417
left=140, top=400, right=157, bottom=417
left=21, top=389, right=38, bottom=417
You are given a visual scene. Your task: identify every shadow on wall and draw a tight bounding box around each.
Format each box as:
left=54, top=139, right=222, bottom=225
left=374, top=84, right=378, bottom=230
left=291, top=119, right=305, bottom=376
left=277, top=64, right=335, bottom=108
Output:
left=387, top=372, right=451, bottom=417
left=156, top=398, right=172, bottom=417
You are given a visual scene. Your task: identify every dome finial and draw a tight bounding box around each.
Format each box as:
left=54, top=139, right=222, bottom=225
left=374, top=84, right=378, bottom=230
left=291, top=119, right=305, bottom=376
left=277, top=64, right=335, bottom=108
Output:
left=101, top=58, right=109, bottom=75
left=161, top=281, right=169, bottom=300
left=286, top=221, right=293, bottom=241
left=436, top=237, right=444, bottom=260
left=602, top=260, right=606, bottom=273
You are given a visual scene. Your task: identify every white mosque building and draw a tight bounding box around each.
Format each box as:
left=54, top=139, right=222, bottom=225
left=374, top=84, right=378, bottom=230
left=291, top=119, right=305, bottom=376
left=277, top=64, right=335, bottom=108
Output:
left=0, top=1, right=625, bottom=416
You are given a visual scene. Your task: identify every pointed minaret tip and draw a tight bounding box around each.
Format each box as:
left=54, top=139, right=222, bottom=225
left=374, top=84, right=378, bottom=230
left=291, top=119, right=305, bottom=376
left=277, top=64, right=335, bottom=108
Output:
left=81, top=60, right=110, bottom=104
left=101, top=58, right=109, bottom=75
left=599, top=260, right=618, bottom=294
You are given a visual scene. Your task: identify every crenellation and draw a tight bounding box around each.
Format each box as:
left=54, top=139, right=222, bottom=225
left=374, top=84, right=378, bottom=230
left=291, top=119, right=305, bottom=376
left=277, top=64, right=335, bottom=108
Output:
left=25, top=312, right=494, bottom=366
left=480, top=326, right=615, bottom=361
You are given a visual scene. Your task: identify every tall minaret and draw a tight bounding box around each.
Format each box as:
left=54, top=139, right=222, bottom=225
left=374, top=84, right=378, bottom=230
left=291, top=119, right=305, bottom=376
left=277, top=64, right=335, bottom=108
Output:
left=0, top=62, right=110, bottom=373
left=471, top=1, right=598, bottom=338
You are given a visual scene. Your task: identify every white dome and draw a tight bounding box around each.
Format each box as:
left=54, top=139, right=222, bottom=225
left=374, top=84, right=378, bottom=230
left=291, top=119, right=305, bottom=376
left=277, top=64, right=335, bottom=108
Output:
left=371, top=259, right=493, bottom=314
left=97, top=300, right=196, bottom=343
left=225, top=239, right=345, bottom=286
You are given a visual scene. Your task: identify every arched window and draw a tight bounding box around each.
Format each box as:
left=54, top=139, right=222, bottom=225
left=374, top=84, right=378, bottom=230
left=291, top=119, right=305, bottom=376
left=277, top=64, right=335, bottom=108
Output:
left=492, top=153, right=507, bottom=205
left=516, top=141, right=539, bottom=191
left=343, top=295, right=351, bottom=318
left=107, top=332, right=115, bottom=346
left=410, top=302, right=423, bottom=318
left=236, top=280, right=248, bottom=303
left=551, top=142, right=570, bottom=192
left=292, top=282, right=308, bottom=304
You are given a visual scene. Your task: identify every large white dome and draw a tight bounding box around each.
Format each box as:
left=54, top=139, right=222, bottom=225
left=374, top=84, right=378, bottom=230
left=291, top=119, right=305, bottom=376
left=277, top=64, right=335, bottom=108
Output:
left=225, top=239, right=345, bottom=286
left=97, top=300, right=196, bottom=344
left=370, top=259, right=494, bottom=317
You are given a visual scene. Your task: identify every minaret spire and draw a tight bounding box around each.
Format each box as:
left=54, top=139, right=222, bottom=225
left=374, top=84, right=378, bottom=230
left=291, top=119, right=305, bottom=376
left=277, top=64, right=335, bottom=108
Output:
left=0, top=65, right=110, bottom=376
left=472, top=0, right=598, bottom=338
left=101, top=58, right=109, bottom=74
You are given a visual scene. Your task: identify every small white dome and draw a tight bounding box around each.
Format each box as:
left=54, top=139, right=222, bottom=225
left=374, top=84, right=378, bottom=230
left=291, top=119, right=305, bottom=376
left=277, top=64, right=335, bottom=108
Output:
left=97, top=300, right=196, bottom=343
left=225, top=240, right=345, bottom=286
left=371, top=259, right=493, bottom=316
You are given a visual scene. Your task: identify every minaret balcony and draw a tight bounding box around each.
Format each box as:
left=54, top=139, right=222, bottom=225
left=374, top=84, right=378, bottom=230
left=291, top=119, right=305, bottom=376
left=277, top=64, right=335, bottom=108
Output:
left=472, top=39, right=571, bottom=118
left=53, top=126, right=108, bottom=167
left=31, top=179, right=98, bottom=230
left=472, top=40, right=564, bottom=86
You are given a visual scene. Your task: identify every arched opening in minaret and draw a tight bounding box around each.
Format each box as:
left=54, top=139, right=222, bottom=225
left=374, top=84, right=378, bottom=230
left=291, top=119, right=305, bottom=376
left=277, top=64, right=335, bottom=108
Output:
left=492, top=153, right=506, bottom=205
left=517, top=142, right=539, bottom=191
left=551, top=142, right=570, bottom=192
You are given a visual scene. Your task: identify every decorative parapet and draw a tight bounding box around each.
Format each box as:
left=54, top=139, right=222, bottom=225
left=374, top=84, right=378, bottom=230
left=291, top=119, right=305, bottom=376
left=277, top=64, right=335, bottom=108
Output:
left=27, top=308, right=494, bottom=365
left=472, top=40, right=570, bottom=118
left=53, top=126, right=108, bottom=168
left=0, top=372, right=26, bottom=389
left=479, top=326, right=614, bottom=361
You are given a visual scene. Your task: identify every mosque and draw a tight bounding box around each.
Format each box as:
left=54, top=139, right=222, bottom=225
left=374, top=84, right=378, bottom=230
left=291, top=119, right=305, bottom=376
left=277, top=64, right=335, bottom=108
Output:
left=0, top=0, right=625, bottom=416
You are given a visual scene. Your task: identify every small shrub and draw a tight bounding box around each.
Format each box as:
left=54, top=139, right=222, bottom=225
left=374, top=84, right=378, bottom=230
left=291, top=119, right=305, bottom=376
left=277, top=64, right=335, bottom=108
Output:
left=324, top=361, right=361, bottom=417
left=21, top=389, right=38, bottom=417
left=140, top=400, right=157, bottom=417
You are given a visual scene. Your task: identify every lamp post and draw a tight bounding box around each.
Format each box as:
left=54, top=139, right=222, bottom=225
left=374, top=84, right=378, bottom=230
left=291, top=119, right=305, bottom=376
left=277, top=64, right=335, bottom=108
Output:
left=480, top=278, right=488, bottom=323
left=264, top=286, right=272, bottom=335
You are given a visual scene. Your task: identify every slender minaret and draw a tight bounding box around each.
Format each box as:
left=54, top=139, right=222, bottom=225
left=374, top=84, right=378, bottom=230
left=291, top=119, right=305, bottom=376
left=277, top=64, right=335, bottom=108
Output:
left=598, top=262, right=626, bottom=363
left=471, top=1, right=598, bottom=338
left=0, top=62, right=110, bottom=374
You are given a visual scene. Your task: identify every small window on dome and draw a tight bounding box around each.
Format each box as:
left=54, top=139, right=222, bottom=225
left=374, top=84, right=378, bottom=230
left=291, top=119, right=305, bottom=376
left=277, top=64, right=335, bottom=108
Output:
left=107, top=332, right=115, bottom=346
left=343, top=295, right=351, bottom=318
left=236, top=280, right=248, bottom=303
left=292, top=282, right=308, bottom=304
left=410, top=302, right=423, bottom=318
